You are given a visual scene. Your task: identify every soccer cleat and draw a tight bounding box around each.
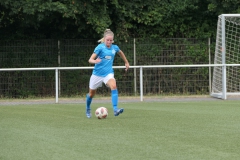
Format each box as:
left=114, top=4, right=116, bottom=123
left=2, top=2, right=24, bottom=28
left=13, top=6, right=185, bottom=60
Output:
left=86, top=109, right=91, bottom=118
left=114, top=108, right=124, bottom=116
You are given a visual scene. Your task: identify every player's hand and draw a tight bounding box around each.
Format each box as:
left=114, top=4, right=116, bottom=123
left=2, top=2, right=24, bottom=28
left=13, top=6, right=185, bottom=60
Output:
left=95, top=57, right=101, bottom=64
left=125, top=62, right=129, bottom=71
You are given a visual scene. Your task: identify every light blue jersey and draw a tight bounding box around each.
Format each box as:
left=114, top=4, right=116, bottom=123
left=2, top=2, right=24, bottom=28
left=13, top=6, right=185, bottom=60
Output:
left=92, top=43, right=120, bottom=77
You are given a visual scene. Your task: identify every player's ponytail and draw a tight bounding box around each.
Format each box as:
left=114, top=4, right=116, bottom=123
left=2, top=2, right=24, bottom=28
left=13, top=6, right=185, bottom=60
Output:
left=97, top=29, right=114, bottom=43
left=97, top=38, right=105, bottom=43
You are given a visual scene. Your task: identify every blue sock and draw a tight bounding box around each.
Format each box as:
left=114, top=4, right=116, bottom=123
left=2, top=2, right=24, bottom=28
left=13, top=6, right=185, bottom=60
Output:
left=86, top=94, right=92, bottom=110
left=111, top=89, right=118, bottom=111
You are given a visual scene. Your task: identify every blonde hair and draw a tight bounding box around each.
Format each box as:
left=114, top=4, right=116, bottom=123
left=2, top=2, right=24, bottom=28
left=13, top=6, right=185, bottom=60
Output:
left=98, top=29, right=114, bottom=43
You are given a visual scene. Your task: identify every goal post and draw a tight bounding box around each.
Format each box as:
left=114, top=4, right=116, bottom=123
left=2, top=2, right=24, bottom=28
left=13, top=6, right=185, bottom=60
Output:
left=211, top=14, right=240, bottom=99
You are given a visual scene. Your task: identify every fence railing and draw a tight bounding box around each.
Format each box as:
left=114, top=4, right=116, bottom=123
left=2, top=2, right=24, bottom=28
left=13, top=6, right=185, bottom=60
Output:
left=1, top=64, right=239, bottom=105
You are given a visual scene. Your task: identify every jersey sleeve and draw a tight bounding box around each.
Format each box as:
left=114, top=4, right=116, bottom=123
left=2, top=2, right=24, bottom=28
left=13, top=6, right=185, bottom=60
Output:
left=114, top=45, right=120, bottom=53
left=93, top=44, right=102, bottom=56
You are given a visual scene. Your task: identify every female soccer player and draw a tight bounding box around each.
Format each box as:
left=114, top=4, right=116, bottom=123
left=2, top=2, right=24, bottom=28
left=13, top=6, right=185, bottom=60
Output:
left=86, top=29, right=130, bottom=118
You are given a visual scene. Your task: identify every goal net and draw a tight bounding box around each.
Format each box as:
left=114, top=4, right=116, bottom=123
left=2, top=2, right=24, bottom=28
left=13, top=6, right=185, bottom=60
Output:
left=211, top=14, right=240, bottom=99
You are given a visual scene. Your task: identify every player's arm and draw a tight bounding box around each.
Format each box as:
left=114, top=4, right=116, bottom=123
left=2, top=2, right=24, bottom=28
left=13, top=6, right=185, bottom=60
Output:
left=88, top=53, right=101, bottom=64
left=118, top=50, right=129, bottom=71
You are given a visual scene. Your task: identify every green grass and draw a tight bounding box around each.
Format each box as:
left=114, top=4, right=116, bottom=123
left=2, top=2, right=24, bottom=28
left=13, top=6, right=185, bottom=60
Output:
left=1, top=100, right=240, bottom=160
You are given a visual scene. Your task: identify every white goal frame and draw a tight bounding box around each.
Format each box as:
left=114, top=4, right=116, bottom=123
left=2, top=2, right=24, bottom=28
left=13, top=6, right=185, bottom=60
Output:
left=211, top=14, right=240, bottom=100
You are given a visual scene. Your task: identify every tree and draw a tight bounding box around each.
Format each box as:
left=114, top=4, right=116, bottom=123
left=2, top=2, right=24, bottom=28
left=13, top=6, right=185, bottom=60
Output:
left=0, top=0, right=111, bottom=39
left=0, top=0, right=239, bottom=40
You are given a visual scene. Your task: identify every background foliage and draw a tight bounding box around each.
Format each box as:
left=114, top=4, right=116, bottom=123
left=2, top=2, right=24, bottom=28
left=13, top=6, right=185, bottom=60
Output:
left=1, top=0, right=240, bottom=40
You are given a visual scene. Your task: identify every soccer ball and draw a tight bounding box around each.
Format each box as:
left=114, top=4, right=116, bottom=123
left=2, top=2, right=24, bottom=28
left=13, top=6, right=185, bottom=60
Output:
left=95, top=107, right=108, bottom=119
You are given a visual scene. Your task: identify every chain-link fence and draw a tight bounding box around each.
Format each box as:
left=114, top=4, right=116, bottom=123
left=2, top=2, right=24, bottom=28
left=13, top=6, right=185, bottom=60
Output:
left=0, top=38, right=212, bottom=105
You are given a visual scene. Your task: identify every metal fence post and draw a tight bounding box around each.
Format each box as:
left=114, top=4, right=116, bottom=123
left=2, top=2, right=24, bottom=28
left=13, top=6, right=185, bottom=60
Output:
left=55, top=68, right=59, bottom=103
left=140, top=66, right=143, bottom=101
left=134, top=38, right=137, bottom=95
left=58, top=40, right=61, bottom=96
left=208, top=38, right=211, bottom=94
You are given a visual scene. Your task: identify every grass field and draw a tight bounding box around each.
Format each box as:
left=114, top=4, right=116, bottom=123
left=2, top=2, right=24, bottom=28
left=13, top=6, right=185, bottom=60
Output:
left=1, top=100, right=240, bottom=160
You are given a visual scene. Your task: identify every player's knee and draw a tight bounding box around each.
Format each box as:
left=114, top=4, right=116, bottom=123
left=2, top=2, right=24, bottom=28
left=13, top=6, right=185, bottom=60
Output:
left=110, top=85, right=117, bottom=90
